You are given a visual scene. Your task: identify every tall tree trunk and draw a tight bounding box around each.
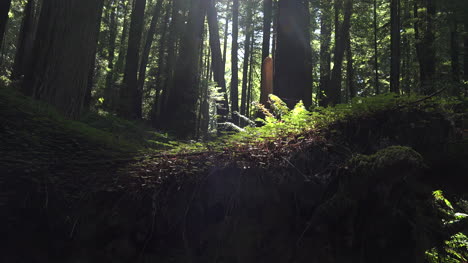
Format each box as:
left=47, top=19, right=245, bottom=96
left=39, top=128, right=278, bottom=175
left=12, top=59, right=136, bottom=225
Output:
left=163, top=0, right=208, bottom=137
left=373, top=0, right=379, bottom=94
left=22, top=0, right=104, bottom=118
left=118, top=0, right=146, bottom=119
left=274, top=0, right=313, bottom=108
left=151, top=4, right=171, bottom=126
left=346, top=28, right=355, bottom=99
left=104, top=0, right=119, bottom=110
left=207, top=0, right=229, bottom=119
left=84, top=0, right=105, bottom=110
left=137, top=0, right=164, bottom=99
left=160, top=0, right=183, bottom=117
left=222, top=2, right=230, bottom=66
left=450, top=18, right=460, bottom=84
left=247, top=36, right=255, bottom=118
left=319, top=0, right=332, bottom=106
left=261, top=0, right=272, bottom=62
left=414, top=0, right=436, bottom=94
left=230, top=0, right=240, bottom=122
left=271, top=0, right=278, bottom=65
left=260, top=0, right=272, bottom=107
left=390, top=0, right=401, bottom=93
left=0, top=0, right=12, bottom=50
left=328, top=0, right=352, bottom=106
left=464, top=35, right=468, bottom=84
left=240, top=2, right=253, bottom=117
left=12, top=0, right=36, bottom=81
left=114, top=0, right=131, bottom=83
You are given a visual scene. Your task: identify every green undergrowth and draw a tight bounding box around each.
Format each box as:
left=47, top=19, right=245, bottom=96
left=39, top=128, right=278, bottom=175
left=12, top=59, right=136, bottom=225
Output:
left=426, top=190, right=468, bottom=263
left=143, top=93, right=467, bottom=156
left=226, top=93, right=467, bottom=146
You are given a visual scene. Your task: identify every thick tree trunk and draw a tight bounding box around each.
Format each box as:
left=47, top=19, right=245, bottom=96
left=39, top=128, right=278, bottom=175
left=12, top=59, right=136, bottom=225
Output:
left=261, top=0, right=272, bottom=62
left=151, top=5, right=171, bottom=126
left=260, top=57, right=273, bottom=105
left=0, top=0, right=12, bottom=50
left=104, top=0, right=119, bottom=110
left=390, top=0, right=401, bottom=94
left=260, top=0, right=272, bottom=107
left=328, top=0, right=352, bottom=106
left=274, top=0, right=313, bottom=108
left=414, top=0, right=436, bottom=94
left=207, top=0, right=229, bottom=118
left=230, top=0, right=240, bottom=122
left=160, top=0, right=183, bottom=118
left=118, top=0, right=146, bottom=119
left=319, top=0, right=332, bottom=107
left=22, top=0, right=104, bottom=118
left=12, top=0, right=36, bottom=81
left=240, top=3, right=253, bottom=117
left=137, top=0, right=163, bottom=99
left=163, top=0, right=208, bottom=137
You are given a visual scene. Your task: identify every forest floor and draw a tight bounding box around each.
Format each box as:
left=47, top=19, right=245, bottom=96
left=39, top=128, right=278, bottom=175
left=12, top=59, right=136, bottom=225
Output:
left=1, top=86, right=468, bottom=262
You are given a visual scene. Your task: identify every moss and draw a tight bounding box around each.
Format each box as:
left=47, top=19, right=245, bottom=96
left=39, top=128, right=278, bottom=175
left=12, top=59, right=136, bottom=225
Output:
left=348, top=146, right=425, bottom=179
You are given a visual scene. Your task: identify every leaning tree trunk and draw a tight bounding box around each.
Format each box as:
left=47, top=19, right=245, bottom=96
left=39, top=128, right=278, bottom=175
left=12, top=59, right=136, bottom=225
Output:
left=137, top=0, right=163, bottom=100
left=118, top=0, right=146, bottom=119
left=22, top=0, right=104, bottom=119
left=163, top=0, right=209, bottom=138
left=274, top=0, right=313, bottom=108
left=207, top=0, right=229, bottom=119
left=390, top=0, right=401, bottom=94
left=0, top=0, right=12, bottom=50
left=230, top=0, right=240, bottom=122
left=12, top=0, right=36, bottom=81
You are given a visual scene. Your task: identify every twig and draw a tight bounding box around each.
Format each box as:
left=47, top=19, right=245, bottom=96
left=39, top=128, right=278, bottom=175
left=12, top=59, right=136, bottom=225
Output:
left=396, top=87, right=447, bottom=110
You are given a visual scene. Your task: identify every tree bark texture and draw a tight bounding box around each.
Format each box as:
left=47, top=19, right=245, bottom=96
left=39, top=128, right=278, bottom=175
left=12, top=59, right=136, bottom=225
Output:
left=119, top=0, right=146, bottom=119
left=207, top=0, right=229, bottom=118
left=230, top=0, right=240, bottom=122
left=12, top=0, right=36, bottom=81
left=0, top=0, right=12, bottom=50
left=22, top=0, right=104, bottom=119
left=274, top=0, right=313, bottom=108
left=163, top=0, right=209, bottom=137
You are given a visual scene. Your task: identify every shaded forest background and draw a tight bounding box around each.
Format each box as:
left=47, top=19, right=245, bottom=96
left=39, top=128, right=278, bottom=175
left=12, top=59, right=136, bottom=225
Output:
left=0, top=0, right=467, bottom=138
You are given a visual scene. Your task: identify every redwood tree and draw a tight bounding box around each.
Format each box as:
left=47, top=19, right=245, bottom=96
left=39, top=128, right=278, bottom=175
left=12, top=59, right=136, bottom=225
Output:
left=118, top=0, right=147, bottom=119
left=207, top=0, right=229, bottom=118
left=22, top=0, right=104, bottom=118
left=0, top=0, right=12, bottom=49
left=162, top=0, right=209, bottom=137
left=274, top=0, right=312, bottom=108
left=230, top=0, right=240, bottom=121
